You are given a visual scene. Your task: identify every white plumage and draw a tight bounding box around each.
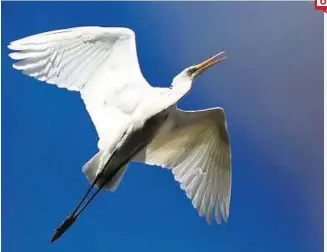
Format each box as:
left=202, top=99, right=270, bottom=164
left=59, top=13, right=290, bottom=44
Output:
left=8, top=26, right=231, bottom=236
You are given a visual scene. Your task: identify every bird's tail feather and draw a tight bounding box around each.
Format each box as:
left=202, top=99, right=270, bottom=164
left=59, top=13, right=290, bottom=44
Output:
left=82, top=151, right=128, bottom=192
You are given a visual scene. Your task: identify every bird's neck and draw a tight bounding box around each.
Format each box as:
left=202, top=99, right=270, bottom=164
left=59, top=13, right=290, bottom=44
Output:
left=151, top=80, right=191, bottom=113
left=169, top=79, right=192, bottom=103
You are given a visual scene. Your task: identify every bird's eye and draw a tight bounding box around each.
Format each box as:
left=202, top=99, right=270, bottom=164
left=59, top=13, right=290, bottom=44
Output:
left=187, top=68, right=195, bottom=76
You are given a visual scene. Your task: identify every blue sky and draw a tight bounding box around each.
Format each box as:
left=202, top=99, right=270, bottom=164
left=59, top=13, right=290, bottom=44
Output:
left=2, top=2, right=323, bottom=252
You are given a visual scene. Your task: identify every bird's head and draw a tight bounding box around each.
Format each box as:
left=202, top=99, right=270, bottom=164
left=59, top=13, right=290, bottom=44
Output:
left=173, top=50, right=227, bottom=86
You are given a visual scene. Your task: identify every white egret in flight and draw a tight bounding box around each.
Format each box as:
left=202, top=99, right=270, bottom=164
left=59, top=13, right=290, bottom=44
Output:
left=8, top=26, right=231, bottom=243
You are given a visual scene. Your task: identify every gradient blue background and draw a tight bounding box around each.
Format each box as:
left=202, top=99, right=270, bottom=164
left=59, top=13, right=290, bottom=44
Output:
left=2, top=2, right=323, bottom=252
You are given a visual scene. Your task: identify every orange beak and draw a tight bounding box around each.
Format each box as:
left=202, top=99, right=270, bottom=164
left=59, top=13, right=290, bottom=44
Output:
left=193, top=50, right=227, bottom=78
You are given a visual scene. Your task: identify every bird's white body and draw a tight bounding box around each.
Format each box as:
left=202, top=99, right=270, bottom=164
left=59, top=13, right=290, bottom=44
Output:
left=8, top=26, right=231, bottom=225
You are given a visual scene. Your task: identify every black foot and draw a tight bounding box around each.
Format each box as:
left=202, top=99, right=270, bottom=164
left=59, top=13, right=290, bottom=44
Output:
left=50, top=214, right=77, bottom=243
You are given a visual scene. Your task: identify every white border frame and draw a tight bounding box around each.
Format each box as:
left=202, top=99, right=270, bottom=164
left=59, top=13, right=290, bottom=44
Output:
left=323, top=12, right=326, bottom=252
left=0, top=3, right=324, bottom=252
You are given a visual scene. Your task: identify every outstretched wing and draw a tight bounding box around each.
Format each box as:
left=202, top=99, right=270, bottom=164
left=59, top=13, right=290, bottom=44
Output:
left=135, top=107, right=232, bottom=224
left=8, top=26, right=152, bottom=149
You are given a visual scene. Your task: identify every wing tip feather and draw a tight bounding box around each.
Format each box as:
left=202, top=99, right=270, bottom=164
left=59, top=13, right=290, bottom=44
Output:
left=8, top=43, right=15, bottom=50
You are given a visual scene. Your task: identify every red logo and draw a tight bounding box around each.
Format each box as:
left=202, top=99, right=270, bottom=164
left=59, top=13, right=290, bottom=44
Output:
left=315, top=0, right=327, bottom=13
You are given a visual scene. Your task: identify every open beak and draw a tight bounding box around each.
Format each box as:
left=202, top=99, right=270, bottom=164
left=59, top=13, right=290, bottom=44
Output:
left=193, top=50, right=227, bottom=78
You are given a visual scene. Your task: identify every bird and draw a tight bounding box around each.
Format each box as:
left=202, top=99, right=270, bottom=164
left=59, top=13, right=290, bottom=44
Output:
left=8, top=26, right=232, bottom=243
